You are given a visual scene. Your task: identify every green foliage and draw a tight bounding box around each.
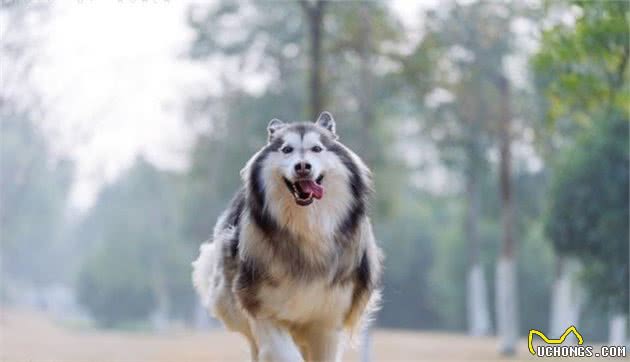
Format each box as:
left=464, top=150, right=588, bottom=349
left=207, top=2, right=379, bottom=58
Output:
left=398, top=1, right=544, bottom=334
left=187, top=0, right=306, bottom=112
left=533, top=1, right=629, bottom=127
left=517, top=220, right=554, bottom=334
left=536, top=0, right=629, bottom=314
left=377, top=196, right=445, bottom=329
left=77, top=238, right=157, bottom=328
left=77, top=158, right=194, bottom=327
left=427, top=201, right=468, bottom=331
left=545, top=115, right=629, bottom=312
left=183, top=0, right=312, bottom=243
left=400, top=1, right=514, bottom=151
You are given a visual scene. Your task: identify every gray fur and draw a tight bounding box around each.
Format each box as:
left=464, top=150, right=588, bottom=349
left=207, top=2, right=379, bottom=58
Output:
left=315, top=111, right=337, bottom=137
left=267, top=118, right=286, bottom=142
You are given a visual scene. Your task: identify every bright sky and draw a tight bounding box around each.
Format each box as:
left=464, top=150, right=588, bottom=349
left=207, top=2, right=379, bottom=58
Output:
left=34, top=0, right=209, bottom=211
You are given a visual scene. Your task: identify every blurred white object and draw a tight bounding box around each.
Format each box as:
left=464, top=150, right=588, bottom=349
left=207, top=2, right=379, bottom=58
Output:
left=609, top=314, right=627, bottom=347
left=467, top=263, right=491, bottom=336
left=550, top=257, right=582, bottom=343
left=496, top=257, right=518, bottom=355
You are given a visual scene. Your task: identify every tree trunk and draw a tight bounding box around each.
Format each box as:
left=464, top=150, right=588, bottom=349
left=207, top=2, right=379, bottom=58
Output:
left=496, top=257, right=517, bottom=354
left=357, top=5, right=375, bottom=163
left=495, top=76, right=518, bottom=355
left=300, top=0, right=326, bottom=120
left=550, top=256, right=582, bottom=343
left=150, top=268, right=171, bottom=332
left=465, top=142, right=491, bottom=336
left=609, top=314, right=628, bottom=346
left=467, top=264, right=491, bottom=336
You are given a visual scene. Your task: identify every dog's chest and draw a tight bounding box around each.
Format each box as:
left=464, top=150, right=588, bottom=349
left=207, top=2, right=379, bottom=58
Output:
left=259, top=279, right=354, bottom=325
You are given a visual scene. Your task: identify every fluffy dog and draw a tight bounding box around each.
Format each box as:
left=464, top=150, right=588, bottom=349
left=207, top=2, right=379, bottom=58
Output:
left=193, top=112, right=382, bottom=362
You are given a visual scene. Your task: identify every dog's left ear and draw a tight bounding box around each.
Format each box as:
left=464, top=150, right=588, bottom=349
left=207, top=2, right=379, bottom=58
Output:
left=267, top=118, right=285, bottom=142
left=315, top=111, right=337, bottom=138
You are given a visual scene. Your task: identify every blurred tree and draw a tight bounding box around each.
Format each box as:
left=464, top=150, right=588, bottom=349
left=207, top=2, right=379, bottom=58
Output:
left=533, top=1, right=629, bottom=129
left=400, top=1, right=552, bottom=351
left=77, top=157, right=193, bottom=328
left=400, top=1, right=515, bottom=341
left=495, top=74, right=518, bottom=355
left=546, top=115, right=628, bottom=342
left=184, top=0, right=307, bottom=245
left=299, top=0, right=328, bottom=120
left=0, top=1, right=75, bottom=291
left=536, top=0, right=629, bottom=344
left=403, top=4, right=490, bottom=335
left=0, top=116, right=73, bottom=287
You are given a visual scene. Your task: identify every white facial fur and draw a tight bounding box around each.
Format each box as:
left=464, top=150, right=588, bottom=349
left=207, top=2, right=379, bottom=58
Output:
left=273, top=131, right=329, bottom=182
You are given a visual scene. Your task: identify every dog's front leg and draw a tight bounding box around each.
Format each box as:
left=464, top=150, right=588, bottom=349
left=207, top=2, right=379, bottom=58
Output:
left=252, top=319, right=303, bottom=362
left=304, top=327, right=342, bottom=362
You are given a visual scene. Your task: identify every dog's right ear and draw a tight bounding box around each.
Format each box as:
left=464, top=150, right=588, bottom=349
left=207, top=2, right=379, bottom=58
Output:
left=315, top=111, right=337, bottom=139
left=267, top=118, right=285, bottom=142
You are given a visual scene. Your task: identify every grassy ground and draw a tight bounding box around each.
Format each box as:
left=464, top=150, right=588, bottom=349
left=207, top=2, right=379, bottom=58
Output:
left=0, top=309, right=619, bottom=361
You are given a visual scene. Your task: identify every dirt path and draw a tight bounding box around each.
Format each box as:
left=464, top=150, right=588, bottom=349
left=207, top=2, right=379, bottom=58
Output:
left=0, top=309, right=617, bottom=361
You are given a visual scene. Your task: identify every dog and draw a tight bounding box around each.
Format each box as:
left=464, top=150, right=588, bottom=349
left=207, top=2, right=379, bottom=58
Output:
left=192, top=112, right=382, bottom=362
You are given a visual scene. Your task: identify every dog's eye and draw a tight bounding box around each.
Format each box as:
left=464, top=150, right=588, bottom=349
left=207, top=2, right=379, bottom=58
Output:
left=311, top=146, right=322, bottom=153
left=281, top=146, right=293, bottom=154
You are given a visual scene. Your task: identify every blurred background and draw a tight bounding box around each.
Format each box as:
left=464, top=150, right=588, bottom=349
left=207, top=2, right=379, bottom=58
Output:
left=1, top=0, right=628, bottom=361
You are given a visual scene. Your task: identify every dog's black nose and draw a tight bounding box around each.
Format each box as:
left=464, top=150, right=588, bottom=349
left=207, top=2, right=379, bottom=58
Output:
left=294, top=162, right=312, bottom=176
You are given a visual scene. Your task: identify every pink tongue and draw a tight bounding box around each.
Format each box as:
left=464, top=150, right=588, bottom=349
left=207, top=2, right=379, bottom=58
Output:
left=298, top=180, right=324, bottom=199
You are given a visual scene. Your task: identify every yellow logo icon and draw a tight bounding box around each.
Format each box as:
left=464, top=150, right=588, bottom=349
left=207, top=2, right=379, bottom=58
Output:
left=528, top=325, right=584, bottom=355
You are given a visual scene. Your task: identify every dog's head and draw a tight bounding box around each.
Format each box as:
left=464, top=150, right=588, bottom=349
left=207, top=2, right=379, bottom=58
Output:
left=242, top=111, right=371, bottom=237
left=262, top=112, right=341, bottom=207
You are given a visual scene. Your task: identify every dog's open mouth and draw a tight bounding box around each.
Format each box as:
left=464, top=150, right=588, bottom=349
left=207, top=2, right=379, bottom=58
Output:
left=283, top=175, right=324, bottom=206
